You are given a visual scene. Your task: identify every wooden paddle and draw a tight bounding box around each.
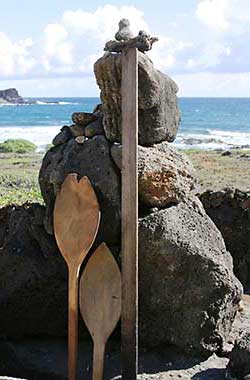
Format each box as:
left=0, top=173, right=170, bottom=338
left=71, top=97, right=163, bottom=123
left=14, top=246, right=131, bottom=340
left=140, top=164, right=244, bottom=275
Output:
left=79, top=242, right=122, bottom=380
left=54, top=173, right=100, bottom=380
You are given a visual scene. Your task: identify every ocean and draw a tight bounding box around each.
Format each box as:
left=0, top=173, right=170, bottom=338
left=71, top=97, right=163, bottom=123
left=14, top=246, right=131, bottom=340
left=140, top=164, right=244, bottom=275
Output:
left=0, top=97, right=250, bottom=151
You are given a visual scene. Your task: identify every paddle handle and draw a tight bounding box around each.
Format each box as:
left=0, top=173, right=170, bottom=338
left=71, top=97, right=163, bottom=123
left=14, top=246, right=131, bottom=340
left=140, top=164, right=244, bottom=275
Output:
left=68, top=266, right=80, bottom=380
left=93, top=341, right=105, bottom=380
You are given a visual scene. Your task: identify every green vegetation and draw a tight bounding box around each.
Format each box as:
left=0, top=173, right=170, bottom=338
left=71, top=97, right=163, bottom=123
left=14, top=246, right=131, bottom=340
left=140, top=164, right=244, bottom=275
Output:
left=0, top=153, right=43, bottom=206
left=0, top=139, right=37, bottom=154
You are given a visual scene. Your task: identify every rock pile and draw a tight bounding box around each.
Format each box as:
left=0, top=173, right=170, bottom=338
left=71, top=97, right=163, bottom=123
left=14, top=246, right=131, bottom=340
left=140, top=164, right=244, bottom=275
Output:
left=37, top=39, right=242, bottom=357
left=0, top=23, right=244, bottom=379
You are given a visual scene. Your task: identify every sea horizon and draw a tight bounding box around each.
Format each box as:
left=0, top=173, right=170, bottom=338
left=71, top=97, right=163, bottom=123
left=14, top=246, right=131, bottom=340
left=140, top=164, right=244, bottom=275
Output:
left=1, top=96, right=250, bottom=152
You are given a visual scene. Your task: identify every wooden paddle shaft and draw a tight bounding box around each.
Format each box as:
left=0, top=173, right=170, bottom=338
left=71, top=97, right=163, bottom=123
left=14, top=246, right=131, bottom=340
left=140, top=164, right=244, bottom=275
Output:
left=93, top=342, right=105, bottom=380
left=68, top=265, right=80, bottom=380
left=121, top=47, right=139, bottom=380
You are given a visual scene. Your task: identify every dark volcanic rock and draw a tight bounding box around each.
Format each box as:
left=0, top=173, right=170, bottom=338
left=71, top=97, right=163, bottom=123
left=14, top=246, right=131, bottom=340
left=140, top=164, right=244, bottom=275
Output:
left=200, top=189, right=250, bottom=289
left=52, top=126, right=72, bottom=146
left=139, top=202, right=242, bottom=356
left=0, top=203, right=68, bottom=338
left=71, top=112, right=97, bottom=127
left=94, top=52, right=180, bottom=145
left=39, top=135, right=121, bottom=246
left=0, top=338, right=230, bottom=380
left=70, top=124, right=85, bottom=137
left=84, top=119, right=105, bottom=138
left=226, top=331, right=250, bottom=380
left=0, top=88, right=24, bottom=104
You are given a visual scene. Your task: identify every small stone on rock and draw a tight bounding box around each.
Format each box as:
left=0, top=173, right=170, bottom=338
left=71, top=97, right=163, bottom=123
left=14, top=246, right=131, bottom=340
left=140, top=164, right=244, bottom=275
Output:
left=75, top=136, right=85, bottom=144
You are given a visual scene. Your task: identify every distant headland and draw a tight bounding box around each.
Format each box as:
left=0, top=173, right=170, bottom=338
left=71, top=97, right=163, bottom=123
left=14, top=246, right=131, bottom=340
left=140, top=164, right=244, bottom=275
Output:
left=0, top=88, right=25, bottom=104
left=0, top=88, right=61, bottom=105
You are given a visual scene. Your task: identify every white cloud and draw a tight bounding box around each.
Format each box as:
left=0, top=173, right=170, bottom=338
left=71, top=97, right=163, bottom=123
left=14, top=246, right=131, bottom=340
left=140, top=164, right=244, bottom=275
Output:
left=148, top=36, right=193, bottom=72
left=43, top=24, right=73, bottom=67
left=196, top=0, right=250, bottom=33
left=0, top=1, right=250, bottom=95
left=174, top=72, right=250, bottom=97
left=0, top=5, right=148, bottom=80
left=196, top=0, right=230, bottom=31
left=0, top=33, right=36, bottom=77
left=62, top=5, right=148, bottom=41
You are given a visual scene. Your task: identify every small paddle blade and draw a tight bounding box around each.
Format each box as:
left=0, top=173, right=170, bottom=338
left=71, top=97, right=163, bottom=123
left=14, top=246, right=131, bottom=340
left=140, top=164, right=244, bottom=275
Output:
left=80, top=242, right=122, bottom=344
left=54, top=173, right=100, bottom=266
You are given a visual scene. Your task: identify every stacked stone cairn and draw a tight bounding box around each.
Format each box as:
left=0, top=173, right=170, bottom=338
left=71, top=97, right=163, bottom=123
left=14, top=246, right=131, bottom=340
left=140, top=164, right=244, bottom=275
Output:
left=0, top=21, right=243, bottom=364
left=38, top=22, right=243, bottom=357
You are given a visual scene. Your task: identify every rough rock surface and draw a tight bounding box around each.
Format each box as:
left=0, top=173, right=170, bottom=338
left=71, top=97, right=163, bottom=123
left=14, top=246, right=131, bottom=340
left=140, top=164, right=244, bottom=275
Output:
left=138, top=143, right=195, bottom=207
left=226, top=331, right=250, bottom=380
left=111, top=142, right=196, bottom=207
left=94, top=52, right=180, bottom=145
left=39, top=135, right=121, bottom=246
left=71, top=112, right=97, bottom=127
left=52, top=126, right=72, bottom=146
left=84, top=119, right=105, bottom=138
left=200, top=189, right=250, bottom=289
left=0, top=203, right=68, bottom=338
left=139, top=202, right=242, bottom=356
left=70, top=124, right=85, bottom=137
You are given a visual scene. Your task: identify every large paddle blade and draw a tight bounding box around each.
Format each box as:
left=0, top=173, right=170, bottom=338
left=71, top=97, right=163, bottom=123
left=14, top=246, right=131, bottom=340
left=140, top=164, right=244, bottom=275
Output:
left=54, top=173, right=100, bottom=266
left=80, top=243, right=122, bottom=380
left=53, top=173, right=101, bottom=380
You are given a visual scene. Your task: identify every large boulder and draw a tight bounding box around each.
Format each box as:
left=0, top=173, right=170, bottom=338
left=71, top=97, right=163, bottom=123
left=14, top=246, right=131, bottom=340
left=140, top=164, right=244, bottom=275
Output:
left=139, top=201, right=243, bottom=356
left=200, top=189, right=250, bottom=289
left=0, top=204, right=68, bottom=338
left=39, top=135, right=121, bottom=246
left=111, top=142, right=196, bottom=207
left=94, top=52, right=180, bottom=146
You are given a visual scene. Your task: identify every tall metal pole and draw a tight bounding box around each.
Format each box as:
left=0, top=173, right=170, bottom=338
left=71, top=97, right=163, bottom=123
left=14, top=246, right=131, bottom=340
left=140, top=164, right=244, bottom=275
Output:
left=121, top=47, right=138, bottom=380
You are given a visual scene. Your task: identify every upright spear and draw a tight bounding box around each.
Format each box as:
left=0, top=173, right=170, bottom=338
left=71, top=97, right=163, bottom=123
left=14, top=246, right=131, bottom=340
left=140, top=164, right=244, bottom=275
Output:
left=121, top=45, right=139, bottom=380
left=105, top=20, right=158, bottom=380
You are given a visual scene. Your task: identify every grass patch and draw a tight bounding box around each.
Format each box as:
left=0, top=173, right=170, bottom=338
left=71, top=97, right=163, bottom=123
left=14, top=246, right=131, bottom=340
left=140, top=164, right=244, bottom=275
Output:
left=185, top=149, right=250, bottom=191
left=0, top=139, right=37, bottom=154
left=0, top=152, right=43, bottom=206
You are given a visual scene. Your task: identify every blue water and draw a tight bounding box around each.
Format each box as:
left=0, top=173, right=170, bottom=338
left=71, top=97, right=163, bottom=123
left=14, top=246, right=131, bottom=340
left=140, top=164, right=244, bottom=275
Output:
left=0, top=97, right=250, bottom=150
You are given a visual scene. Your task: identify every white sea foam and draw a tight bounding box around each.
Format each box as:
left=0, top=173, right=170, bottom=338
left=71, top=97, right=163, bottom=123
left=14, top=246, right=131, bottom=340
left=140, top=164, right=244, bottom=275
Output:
left=1, top=125, right=250, bottom=152
left=0, top=126, right=61, bottom=151
left=35, top=101, right=78, bottom=105
left=175, top=129, right=250, bottom=150
left=0, top=101, right=79, bottom=107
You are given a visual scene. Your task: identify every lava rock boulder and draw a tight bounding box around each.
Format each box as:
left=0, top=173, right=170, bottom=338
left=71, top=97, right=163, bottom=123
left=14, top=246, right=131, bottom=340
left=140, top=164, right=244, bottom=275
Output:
left=94, top=52, right=180, bottom=146
left=139, top=201, right=243, bottom=356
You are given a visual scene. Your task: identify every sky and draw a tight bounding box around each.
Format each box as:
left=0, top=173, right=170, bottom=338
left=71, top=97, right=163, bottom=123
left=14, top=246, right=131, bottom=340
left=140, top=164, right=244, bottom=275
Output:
left=0, top=0, right=250, bottom=97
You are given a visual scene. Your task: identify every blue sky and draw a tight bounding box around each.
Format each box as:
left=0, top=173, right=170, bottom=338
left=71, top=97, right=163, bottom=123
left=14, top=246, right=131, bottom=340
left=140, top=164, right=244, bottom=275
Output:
left=0, top=0, right=250, bottom=97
